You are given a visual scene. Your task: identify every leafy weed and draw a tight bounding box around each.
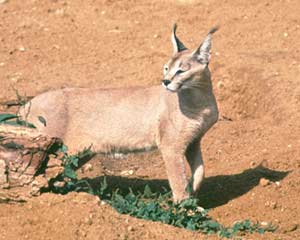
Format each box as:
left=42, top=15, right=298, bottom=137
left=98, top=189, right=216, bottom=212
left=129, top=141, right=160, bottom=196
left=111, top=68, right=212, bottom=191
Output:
left=49, top=146, right=276, bottom=238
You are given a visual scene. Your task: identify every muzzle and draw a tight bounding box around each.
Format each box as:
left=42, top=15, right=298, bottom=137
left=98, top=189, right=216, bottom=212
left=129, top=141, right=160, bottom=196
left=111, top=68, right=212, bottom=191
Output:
left=162, top=79, right=171, bottom=87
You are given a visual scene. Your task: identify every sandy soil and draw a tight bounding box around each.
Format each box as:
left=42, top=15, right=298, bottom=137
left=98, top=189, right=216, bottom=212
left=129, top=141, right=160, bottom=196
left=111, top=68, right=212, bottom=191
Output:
left=0, top=0, right=300, bottom=239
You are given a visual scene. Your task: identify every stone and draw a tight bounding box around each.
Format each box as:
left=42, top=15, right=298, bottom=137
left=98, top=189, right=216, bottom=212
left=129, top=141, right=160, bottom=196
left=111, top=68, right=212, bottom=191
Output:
left=259, top=178, right=270, bottom=187
left=83, top=163, right=93, bottom=172
left=47, top=157, right=62, bottom=167
left=53, top=181, right=65, bottom=188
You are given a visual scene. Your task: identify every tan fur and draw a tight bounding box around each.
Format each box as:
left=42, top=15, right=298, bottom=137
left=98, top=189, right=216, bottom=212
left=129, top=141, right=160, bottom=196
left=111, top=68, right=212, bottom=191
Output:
left=19, top=25, right=219, bottom=202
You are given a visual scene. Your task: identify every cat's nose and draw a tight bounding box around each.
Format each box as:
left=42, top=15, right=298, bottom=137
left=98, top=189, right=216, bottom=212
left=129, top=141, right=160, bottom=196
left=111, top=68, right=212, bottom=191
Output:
left=162, top=79, right=171, bottom=86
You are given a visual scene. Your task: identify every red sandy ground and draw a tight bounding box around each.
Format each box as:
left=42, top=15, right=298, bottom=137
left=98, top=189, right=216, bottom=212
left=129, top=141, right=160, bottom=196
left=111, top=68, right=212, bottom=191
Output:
left=0, top=0, right=300, bottom=239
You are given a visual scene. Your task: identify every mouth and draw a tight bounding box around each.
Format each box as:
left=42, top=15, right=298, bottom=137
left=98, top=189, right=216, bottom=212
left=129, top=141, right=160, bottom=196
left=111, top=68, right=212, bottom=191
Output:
left=161, top=82, right=182, bottom=92
left=162, top=82, right=168, bottom=89
left=167, top=87, right=178, bottom=93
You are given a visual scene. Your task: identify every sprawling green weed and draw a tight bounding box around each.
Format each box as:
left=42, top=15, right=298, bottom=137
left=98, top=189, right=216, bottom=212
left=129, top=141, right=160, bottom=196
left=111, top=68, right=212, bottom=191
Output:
left=50, top=146, right=276, bottom=238
left=0, top=113, right=36, bottom=128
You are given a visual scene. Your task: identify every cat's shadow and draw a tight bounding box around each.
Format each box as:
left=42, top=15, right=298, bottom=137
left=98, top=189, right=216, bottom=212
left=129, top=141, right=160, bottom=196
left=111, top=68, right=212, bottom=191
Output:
left=85, top=165, right=289, bottom=208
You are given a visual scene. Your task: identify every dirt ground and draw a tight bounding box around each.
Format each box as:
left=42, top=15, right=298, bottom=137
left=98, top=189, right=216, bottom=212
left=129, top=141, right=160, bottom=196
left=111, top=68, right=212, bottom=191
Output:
left=1, top=0, right=300, bottom=239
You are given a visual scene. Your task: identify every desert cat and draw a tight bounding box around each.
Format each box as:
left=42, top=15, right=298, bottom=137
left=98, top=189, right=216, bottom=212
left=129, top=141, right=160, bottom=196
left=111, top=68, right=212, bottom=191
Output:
left=20, top=24, right=219, bottom=202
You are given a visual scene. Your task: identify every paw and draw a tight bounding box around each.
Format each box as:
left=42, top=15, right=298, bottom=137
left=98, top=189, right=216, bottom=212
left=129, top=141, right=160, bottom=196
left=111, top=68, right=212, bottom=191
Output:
left=173, top=192, right=190, bottom=203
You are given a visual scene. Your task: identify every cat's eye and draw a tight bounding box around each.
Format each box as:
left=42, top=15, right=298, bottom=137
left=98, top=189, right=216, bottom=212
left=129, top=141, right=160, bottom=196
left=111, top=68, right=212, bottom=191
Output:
left=175, top=69, right=185, bottom=75
left=163, top=65, right=169, bottom=74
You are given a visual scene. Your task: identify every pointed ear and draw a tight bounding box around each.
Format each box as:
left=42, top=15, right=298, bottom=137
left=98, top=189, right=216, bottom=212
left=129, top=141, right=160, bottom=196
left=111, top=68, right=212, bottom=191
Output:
left=171, top=23, right=187, bottom=55
left=193, top=26, right=219, bottom=64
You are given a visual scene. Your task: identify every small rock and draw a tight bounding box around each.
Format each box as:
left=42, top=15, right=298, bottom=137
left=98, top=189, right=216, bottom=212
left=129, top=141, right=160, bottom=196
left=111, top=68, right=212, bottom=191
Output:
left=83, top=163, right=93, bottom=172
left=0, top=0, right=8, bottom=4
left=53, top=181, right=65, bottom=188
left=283, top=32, right=288, bottom=37
left=0, top=62, right=4, bottom=67
left=54, top=8, right=65, bottom=16
left=104, top=169, right=114, bottom=175
left=84, top=217, right=93, bottom=225
left=262, top=148, right=267, bottom=153
left=270, top=201, right=277, bottom=209
left=275, top=181, right=281, bottom=187
left=121, top=170, right=134, bottom=176
left=260, top=178, right=270, bottom=187
left=217, top=80, right=225, bottom=89
left=265, top=201, right=277, bottom=209
left=113, top=153, right=124, bottom=158
left=153, top=34, right=159, bottom=39
left=261, top=221, right=269, bottom=226
left=19, top=46, right=25, bottom=52
left=127, top=226, right=134, bottom=231
left=93, top=196, right=100, bottom=205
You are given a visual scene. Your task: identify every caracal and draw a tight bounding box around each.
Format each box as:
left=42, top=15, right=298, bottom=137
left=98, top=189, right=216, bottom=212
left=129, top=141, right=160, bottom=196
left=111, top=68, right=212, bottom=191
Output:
left=20, top=24, right=219, bottom=202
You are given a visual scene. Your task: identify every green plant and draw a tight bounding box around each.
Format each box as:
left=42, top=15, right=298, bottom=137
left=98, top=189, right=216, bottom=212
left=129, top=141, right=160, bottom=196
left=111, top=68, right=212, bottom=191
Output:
left=96, top=181, right=275, bottom=237
left=0, top=113, right=36, bottom=128
left=50, top=147, right=276, bottom=238
left=51, top=144, right=94, bottom=194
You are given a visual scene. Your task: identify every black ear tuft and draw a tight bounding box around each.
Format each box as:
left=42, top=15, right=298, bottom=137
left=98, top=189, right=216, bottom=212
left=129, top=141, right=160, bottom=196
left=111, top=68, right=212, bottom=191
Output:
left=208, top=25, right=220, bottom=35
left=171, top=23, right=188, bottom=54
